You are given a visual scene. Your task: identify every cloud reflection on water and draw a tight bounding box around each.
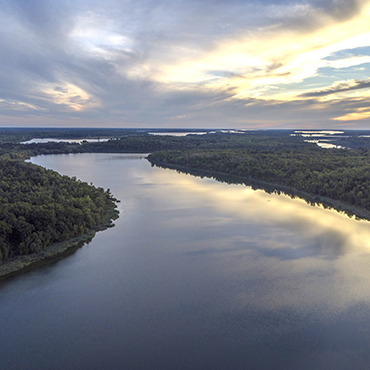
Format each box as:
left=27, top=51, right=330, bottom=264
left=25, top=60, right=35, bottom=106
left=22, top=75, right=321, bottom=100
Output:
left=141, top=166, right=370, bottom=313
left=147, top=168, right=370, bottom=255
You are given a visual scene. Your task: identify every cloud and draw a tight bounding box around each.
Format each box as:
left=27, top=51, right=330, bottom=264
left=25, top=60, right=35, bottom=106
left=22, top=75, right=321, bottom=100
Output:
left=0, top=0, right=370, bottom=128
left=151, top=2, right=370, bottom=91
left=333, top=107, right=370, bottom=121
left=0, top=99, right=45, bottom=112
left=300, top=79, right=370, bottom=97
left=326, top=55, right=370, bottom=69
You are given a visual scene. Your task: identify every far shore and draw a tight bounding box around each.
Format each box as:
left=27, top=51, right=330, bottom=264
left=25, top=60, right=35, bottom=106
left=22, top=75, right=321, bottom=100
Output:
left=149, top=159, right=370, bottom=223
left=3, top=155, right=369, bottom=282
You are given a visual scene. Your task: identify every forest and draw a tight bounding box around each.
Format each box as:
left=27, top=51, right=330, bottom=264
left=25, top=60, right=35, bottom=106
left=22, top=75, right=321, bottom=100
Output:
left=0, top=160, right=118, bottom=263
left=1, top=127, right=370, bottom=264
left=0, top=130, right=313, bottom=160
left=148, top=144, right=370, bottom=212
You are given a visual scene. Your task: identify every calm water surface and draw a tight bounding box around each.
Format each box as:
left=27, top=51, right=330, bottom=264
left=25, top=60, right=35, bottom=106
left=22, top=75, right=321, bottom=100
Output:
left=21, top=138, right=110, bottom=144
left=1, top=153, right=370, bottom=370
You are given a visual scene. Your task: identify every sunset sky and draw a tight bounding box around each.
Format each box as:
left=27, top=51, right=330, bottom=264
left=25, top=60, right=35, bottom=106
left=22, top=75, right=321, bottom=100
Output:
left=1, top=0, right=370, bottom=129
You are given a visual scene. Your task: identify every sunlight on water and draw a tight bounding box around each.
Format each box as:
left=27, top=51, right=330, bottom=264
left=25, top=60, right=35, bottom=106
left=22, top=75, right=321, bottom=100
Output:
left=147, top=168, right=370, bottom=250
left=293, top=131, right=344, bottom=135
left=21, top=138, right=110, bottom=144
left=142, top=167, right=370, bottom=312
left=2, top=153, right=369, bottom=370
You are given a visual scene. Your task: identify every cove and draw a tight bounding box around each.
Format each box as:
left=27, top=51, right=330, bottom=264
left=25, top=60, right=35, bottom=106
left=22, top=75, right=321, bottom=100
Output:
left=1, top=153, right=370, bottom=370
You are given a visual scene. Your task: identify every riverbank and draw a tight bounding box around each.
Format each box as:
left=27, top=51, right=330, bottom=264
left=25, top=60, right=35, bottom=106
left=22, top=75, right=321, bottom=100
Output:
left=0, top=207, right=118, bottom=281
left=148, top=158, right=370, bottom=222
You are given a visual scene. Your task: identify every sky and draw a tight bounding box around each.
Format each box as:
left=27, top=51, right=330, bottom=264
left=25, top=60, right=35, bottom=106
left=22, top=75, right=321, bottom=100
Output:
left=1, top=0, right=370, bottom=129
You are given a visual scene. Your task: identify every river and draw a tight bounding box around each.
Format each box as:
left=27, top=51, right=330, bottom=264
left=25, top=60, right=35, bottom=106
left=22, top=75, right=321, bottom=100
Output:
left=1, top=153, right=370, bottom=370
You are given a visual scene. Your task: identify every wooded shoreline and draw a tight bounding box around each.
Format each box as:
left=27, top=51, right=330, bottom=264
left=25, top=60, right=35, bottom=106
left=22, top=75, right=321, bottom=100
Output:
left=2, top=129, right=370, bottom=279
left=0, top=205, right=117, bottom=280
left=148, top=158, right=370, bottom=223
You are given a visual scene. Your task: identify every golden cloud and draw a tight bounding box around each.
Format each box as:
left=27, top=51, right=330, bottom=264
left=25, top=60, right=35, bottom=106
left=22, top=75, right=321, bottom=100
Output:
left=333, top=107, right=370, bottom=121
left=148, top=1, right=370, bottom=106
left=40, top=82, right=98, bottom=111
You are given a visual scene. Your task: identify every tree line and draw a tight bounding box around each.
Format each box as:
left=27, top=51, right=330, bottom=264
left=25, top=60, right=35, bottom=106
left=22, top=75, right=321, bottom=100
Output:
left=1, top=129, right=370, bottom=262
left=0, top=160, right=118, bottom=262
left=148, top=144, right=370, bottom=211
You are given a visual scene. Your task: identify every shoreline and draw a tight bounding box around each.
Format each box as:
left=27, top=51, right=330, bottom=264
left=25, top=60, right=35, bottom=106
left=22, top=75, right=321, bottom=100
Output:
left=0, top=208, right=118, bottom=281
left=3, top=154, right=369, bottom=281
left=149, top=158, right=370, bottom=222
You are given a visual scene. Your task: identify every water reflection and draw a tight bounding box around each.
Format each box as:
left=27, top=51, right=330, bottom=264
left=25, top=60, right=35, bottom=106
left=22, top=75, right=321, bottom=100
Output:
left=96, top=153, right=149, bottom=160
left=138, top=165, right=370, bottom=315
left=21, top=138, right=110, bottom=144
left=6, top=153, right=370, bottom=370
left=147, top=167, right=370, bottom=257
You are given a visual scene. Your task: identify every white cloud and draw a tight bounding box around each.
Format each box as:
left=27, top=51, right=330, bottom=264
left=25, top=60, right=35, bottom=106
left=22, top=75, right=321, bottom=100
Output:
left=0, top=99, right=45, bottom=112
left=326, top=55, right=370, bottom=69
left=1, top=0, right=370, bottom=128
left=70, top=12, right=135, bottom=57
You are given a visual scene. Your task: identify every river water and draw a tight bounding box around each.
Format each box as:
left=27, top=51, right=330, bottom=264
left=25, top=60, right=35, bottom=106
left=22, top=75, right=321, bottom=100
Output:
left=1, top=153, right=370, bottom=370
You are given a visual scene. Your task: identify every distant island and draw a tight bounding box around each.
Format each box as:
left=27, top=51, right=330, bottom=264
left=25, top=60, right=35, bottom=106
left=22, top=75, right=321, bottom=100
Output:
left=1, top=127, right=370, bottom=278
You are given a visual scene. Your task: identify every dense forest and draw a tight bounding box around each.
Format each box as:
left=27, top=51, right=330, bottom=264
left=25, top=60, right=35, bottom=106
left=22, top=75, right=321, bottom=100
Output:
left=0, top=127, right=212, bottom=145
left=1, top=127, right=370, bottom=265
left=0, top=160, right=118, bottom=263
left=148, top=144, right=370, bottom=212
left=0, top=130, right=310, bottom=160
